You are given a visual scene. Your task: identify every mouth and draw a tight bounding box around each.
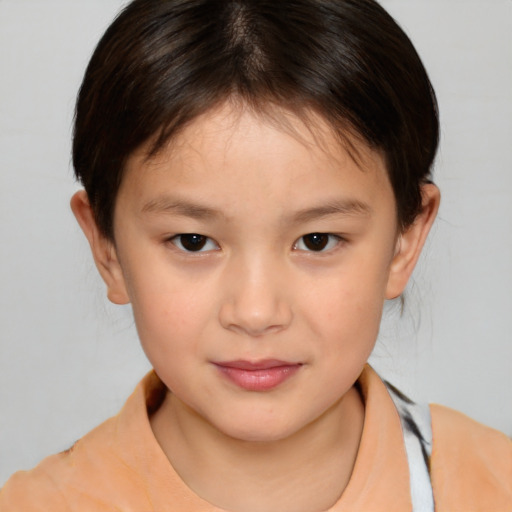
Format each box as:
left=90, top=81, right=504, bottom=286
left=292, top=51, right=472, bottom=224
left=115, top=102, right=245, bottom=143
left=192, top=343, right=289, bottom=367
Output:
left=213, top=359, right=303, bottom=391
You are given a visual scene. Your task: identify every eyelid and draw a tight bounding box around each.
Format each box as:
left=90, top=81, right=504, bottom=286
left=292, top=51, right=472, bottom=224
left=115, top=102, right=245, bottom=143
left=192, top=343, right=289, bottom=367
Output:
left=168, top=233, right=220, bottom=253
left=293, top=233, right=344, bottom=253
left=165, top=232, right=344, bottom=254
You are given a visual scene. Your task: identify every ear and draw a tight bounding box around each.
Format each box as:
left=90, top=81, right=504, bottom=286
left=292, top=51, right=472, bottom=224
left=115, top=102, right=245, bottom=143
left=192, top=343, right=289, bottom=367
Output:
left=70, top=190, right=130, bottom=305
left=385, top=183, right=440, bottom=299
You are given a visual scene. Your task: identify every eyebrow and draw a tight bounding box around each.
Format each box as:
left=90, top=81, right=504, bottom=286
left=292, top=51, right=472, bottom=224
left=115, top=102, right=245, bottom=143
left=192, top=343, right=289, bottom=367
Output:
left=289, top=199, right=372, bottom=223
left=140, top=196, right=371, bottom=222
left=141, top=197, right=222, bottom=219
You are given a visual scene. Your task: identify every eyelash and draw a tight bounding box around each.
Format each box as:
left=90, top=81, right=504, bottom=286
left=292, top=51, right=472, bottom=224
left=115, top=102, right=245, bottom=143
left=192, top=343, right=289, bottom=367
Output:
left=293, top=233, right=343, bottom=253
left=168, top=233, right=343, bottom=254
left=169, top=234, right=219, bottom=253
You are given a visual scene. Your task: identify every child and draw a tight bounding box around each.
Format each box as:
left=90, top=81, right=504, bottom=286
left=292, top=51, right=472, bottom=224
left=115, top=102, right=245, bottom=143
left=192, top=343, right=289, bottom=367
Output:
left=1, top=0, right=510, bottom=510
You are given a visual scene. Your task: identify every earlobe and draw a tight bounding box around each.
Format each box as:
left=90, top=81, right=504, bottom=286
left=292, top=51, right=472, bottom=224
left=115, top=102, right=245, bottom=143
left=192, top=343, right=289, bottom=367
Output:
left=385, top=183, right=440, bottom=299
left=70, top=190, right=130, bottom=305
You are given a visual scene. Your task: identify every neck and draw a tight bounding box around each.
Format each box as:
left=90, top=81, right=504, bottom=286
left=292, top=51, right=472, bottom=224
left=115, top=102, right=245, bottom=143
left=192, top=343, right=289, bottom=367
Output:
left=151, top=386, right=365, bottom=512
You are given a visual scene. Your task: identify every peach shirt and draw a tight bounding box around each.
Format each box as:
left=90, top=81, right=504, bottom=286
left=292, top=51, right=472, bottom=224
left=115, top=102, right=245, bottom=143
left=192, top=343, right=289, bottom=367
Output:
left=1, top=366, right=511, bottom=511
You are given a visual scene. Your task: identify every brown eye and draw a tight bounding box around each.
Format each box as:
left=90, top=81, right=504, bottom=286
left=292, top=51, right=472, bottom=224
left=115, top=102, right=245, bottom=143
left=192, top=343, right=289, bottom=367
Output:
left=295, top=233, right=340, bottom=252
left=172, top=234, right=218, bottom=252
left=303, top=233, right=328, bottom=251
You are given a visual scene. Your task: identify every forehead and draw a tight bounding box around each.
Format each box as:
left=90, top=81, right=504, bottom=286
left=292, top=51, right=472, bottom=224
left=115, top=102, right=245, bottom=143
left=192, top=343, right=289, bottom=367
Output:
left=119, top=103, right=393, bottom=220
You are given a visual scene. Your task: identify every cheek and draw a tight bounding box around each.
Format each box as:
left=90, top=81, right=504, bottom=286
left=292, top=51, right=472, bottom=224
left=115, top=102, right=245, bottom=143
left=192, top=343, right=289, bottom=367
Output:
left=135, top=290, right=206, bottom=337
left=299, top=256, right=390, bottom=352
left=131, top=289, right=213, bottom=396
left=124, top=265, right=214, bottom=356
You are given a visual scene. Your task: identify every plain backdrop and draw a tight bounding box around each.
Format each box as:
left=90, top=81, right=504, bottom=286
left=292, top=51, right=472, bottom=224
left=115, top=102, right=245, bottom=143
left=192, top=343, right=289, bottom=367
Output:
left=1, top=0, right=511, bottom=486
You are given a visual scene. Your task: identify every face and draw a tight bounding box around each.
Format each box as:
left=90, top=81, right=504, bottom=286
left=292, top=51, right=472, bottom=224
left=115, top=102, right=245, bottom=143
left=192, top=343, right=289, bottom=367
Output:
left=90, top=105, right=417, bottom=442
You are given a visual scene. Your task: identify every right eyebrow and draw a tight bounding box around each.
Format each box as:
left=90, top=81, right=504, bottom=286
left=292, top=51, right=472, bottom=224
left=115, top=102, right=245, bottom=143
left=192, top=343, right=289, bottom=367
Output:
left=140, top=197, right=222, bottom=220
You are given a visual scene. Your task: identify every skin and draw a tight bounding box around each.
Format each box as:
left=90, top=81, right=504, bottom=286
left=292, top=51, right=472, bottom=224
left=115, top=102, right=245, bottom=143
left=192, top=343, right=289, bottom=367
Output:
left=71, top=103, right=439, bottom=512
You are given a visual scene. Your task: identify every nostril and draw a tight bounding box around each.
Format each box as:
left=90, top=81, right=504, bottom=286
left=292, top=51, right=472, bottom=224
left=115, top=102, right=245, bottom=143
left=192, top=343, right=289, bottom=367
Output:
left=218, top=300, right=293, bottom=337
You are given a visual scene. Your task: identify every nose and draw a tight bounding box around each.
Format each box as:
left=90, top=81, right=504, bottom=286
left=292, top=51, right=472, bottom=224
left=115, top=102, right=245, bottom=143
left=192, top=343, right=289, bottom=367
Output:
left=219, top=256, right=293, bottom=337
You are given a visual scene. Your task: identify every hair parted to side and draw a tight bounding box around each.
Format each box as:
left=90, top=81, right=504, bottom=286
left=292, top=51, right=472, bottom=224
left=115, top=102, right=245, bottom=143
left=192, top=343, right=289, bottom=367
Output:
left=73, top=0, right=439, bottom=240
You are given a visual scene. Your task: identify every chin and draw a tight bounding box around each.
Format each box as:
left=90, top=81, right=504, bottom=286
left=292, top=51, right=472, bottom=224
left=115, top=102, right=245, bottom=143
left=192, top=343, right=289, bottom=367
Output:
left=228, top=429, right=294, bottom=444
left=214, top=416, right=302, bottom=444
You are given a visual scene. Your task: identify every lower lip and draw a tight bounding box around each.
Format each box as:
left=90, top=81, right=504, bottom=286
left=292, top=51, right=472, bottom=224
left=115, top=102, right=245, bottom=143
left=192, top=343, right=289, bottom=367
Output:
left=215, top=364, right=302, bottom=391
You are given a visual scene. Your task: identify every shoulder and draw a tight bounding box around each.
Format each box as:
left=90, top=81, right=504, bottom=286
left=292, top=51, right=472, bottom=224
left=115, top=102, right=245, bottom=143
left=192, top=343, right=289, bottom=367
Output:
left=430, top=404, right=512, bottom=511
left=0, top=373, right=169, bottom=511
left=0, top=463, right=68, bottom=511
left=0, top=416, right=152, bottom=511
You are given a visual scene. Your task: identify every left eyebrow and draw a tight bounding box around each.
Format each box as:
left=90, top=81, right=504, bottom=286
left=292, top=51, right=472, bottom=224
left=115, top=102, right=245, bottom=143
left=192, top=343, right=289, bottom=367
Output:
left=289, top=198, right=372, bottom=224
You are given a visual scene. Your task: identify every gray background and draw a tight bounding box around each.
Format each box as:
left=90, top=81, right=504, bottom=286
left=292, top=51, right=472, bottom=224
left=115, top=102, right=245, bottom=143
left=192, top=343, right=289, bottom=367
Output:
left=1, top=0, right=511, bottom=485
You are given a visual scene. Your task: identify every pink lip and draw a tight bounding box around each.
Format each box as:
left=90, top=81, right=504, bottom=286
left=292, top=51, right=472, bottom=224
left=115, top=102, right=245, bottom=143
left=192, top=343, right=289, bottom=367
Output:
left=214, top=359, right=302, bottom=391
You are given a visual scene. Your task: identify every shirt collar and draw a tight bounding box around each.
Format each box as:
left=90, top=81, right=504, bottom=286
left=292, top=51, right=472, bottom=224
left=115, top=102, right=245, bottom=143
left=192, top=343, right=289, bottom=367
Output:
left=115, top=365, right=412, bottom=511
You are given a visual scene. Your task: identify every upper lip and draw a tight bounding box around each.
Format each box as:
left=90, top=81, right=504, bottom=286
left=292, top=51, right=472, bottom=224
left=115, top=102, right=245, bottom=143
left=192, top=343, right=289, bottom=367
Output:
left=214, top=359, right=301, bottom=370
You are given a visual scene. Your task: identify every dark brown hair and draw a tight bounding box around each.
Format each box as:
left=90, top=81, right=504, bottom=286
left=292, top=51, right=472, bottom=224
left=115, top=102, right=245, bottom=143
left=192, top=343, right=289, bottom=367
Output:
left=73, top=0, right=439, bottom=239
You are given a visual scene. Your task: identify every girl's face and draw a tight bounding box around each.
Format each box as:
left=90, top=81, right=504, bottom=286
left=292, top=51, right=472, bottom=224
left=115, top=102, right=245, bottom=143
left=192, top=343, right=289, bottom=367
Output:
left=82, top=103, right=433, bottom=442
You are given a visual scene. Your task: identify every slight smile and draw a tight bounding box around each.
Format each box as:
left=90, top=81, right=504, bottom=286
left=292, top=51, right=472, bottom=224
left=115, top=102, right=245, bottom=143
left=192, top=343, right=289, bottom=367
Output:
left=213, top=360, right=303, bottom=392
